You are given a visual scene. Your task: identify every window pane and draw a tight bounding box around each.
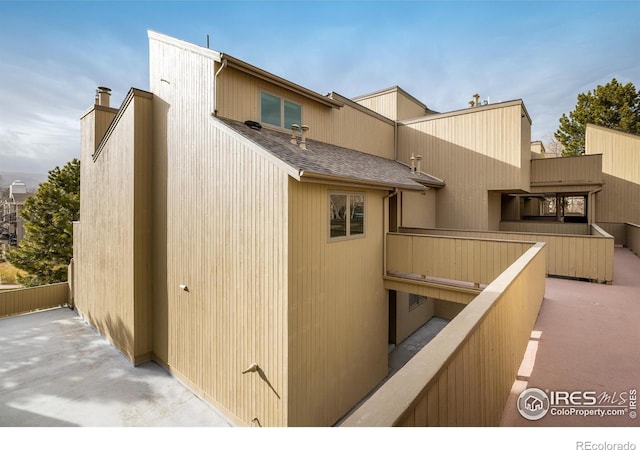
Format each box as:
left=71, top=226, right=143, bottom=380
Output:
left=284, top=100, right=301, bottom=129
left=261, top=92, right=281, bottom=127
left=330, top=194, right=347, bottom=238
left=349, top=194, right=365, bottom=236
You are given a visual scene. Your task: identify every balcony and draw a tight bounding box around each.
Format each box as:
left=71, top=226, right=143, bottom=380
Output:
left=530, top=154, right=603, bottom=191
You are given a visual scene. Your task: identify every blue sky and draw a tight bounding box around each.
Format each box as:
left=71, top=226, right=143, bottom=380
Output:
left=1, top=0, right=639, bottom=174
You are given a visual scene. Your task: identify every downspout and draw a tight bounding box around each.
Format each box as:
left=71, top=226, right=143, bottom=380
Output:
left=383, top=188, right=399, bottom=277
left=213, top=58, right=228, bottom=116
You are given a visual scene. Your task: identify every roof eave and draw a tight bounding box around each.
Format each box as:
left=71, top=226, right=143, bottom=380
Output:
left=299, top=170, right=427, bottom=191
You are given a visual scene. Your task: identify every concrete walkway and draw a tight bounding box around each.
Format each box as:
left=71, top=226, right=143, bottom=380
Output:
left=0, top=307, right=233, bottom=427
left=501, top=248, right=640, bottom=427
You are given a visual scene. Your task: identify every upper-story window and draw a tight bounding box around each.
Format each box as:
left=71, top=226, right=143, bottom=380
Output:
left=329, top=192, right=365, bottom=241
left=260, top=92, right=301, bottom=129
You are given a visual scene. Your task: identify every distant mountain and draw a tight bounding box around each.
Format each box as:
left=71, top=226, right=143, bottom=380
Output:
left=0, top=172, right=48, bottom=192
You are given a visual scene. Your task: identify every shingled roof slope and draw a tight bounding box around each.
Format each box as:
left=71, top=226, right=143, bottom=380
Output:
left=218, top=118, right=444, bottom=190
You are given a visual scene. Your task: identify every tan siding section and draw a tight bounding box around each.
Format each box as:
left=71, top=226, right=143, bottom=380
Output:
left=626, top=223, right=640, bottom=257
left=342, top=243, right=546, bottom=426
left=399, top=103, right=530, bottom=230
left=354, top=90, right=399, bottom=120
left=394, top=292, right=435, bottom=344
left=149, top=36, right=289, bottom=426
left=75, top=92, right=153, bottom=363
left=530, top=154, right=602, bottom=186
left=216, top=66, right=394, bottom=159
left=500, top=221, right=589, bottom=235
left=402, top=227, right=614, bottom=283
left=0, top=283, right=69, bottom=318
left=288, top=181, right=387, bottom=426
left=401, top=189, right=436, bottom=229
left=386, top=233, right=533, bottom=286
left=586, top=125, right=640, bottom=224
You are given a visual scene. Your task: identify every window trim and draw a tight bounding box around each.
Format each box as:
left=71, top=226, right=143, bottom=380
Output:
left=328, top=191, right=366, bottom=242
left=260, top=90, right=302, bottom=130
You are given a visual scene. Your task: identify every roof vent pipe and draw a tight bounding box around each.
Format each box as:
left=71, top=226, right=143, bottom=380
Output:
left=416, top=155, right=422, bottom=173
left=97, top=87, right=111, bottom=107
left=300, top=125, right=309, bottom=150
left=473, top=93, right=480, bottom=107
left=410, top=153, right=416, bottom=172
left=290, top=124, right=300, bottom=145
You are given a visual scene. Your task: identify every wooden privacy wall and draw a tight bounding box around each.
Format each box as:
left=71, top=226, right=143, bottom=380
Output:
left=386, top=233, right=534, bottom=286
left=0, top=283, right=69, bottom=318
left=401, top=227, right=613, bottom=283
left=530, top=154, right=602, bottom=186
left=627, top=223, right=640, bottom=257
left=597, top=222, right=627, bottom=246
left=341, top=243, right=546, bottom=426
left=500, top=221, right=589, bottom=235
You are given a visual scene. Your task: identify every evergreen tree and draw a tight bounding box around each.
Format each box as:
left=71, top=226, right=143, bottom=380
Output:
left=6, top=159, right=80, bottom=286
left=555, top=78, right=640, bottom=156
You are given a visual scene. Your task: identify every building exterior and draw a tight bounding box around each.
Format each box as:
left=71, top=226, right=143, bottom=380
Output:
left=72, top=31, right=637, bottom=426
left=0, top=180, right=31, bottom=259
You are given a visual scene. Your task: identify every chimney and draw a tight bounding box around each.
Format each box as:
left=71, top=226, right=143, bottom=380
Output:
left=97, top=86, right=112, bottom=107
left=290, top=124, right=300, bottom=145
left=300, top=125, right=309, bottom=150
left=473, top=93, right=480, bottom=107
left=416, top=155, right=422, bottom=173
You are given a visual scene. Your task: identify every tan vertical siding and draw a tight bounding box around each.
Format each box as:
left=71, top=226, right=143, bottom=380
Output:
left=626, top=223, right=640, bottom=257
left=341, top=243, right=546, bottom=426
left=401, top=227, right=614, bottom=283
left=586, top=124, right=640, bottom=224
left=399, top=102, right=530, bottom=230
left=216, top=66, right=394, bottom=159
left=288, top=181, right=387, bottom=426
left=400, top=189, right=436, bottom=229
left=500, top=221, right=589, bottom=235
left=596, top=222, right=626, bottom=246
left=394, top=292, right=435, bottom=344
left=149, top=34, right=289, bottom=426
left=530, top=154, right=602, bottom=186
left=0, top=283, right=69, bottom=318
left=353, top=89, right=399, bottom=120
left=75, top=91, right=153, bottom=364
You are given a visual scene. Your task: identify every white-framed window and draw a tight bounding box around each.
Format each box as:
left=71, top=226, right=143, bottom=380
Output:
left=260, top=91, right=302, bottom=129
left=328, top=192, right=365, bottom=241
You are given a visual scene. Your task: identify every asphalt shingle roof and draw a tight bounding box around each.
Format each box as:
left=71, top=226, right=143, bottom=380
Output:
left=219, top=118, right=444, bottom=190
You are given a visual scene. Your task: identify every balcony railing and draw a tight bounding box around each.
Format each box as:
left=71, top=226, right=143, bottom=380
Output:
left=342, top=242, right=547, bottom=426
left=400, top=226, right=614, bottom=283
left=530, top=154, right=602, bottom=187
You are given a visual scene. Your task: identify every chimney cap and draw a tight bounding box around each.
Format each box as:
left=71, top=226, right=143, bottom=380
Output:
left=97, top=86, right=112, bottom=93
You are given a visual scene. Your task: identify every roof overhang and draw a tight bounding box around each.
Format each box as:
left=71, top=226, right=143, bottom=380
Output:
left=298, top=170, right=428, bottom=192
left=221, top=54, right=343, bottom=109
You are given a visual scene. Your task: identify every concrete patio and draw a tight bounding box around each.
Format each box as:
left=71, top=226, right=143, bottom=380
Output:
left=0, top=307, right=232, bottom=427
left=501, top=247, right=640, bottom=427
